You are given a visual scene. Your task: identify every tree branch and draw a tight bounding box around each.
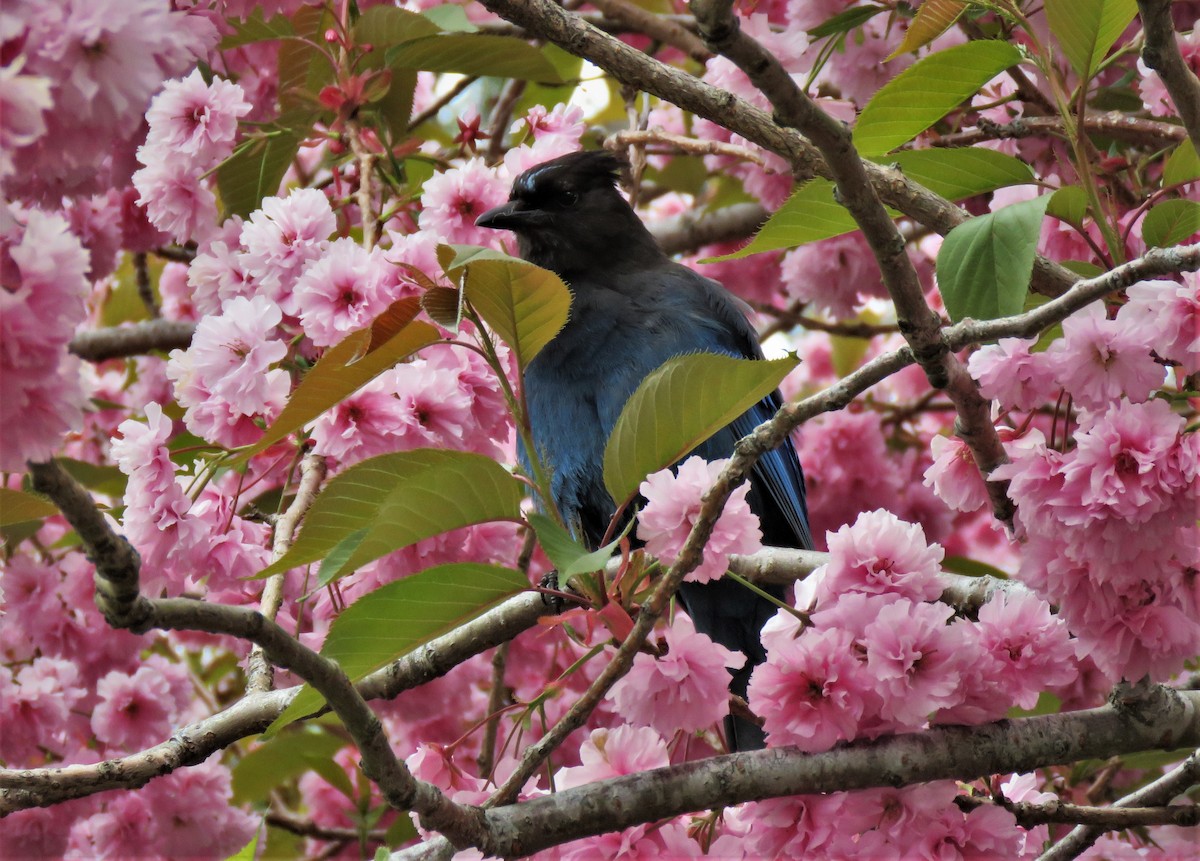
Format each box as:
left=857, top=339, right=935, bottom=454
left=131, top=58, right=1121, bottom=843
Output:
left=398, top=686, right=1200, bottom=859
left=1040, top=748, right=1200, bottom=861
left=931, top=112, right=1188, bottom=149
left=1136, top=0, right=1200, bottom=154
left=68, top=320, right=195, bottom=362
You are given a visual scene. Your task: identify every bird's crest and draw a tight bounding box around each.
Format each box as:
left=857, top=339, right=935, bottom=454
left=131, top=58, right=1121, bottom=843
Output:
left=512, top=150, right=626, bottom=200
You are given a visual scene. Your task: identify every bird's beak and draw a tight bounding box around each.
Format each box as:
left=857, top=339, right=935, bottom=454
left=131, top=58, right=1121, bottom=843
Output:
left=476, top=200, right=532, bottom=231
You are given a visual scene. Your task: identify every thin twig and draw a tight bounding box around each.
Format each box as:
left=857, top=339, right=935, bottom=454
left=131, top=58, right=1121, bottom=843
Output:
left=248, top=452, right=328, bottom=692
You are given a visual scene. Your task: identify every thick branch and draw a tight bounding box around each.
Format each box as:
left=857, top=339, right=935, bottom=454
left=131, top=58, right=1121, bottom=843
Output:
left=651, top=202, right=767, bottom=255
left=1137, top=0, right=1200, bottom=154
left=68, top=320, right=195, bottom=362
left=400, top=687, right=1200, bottom=859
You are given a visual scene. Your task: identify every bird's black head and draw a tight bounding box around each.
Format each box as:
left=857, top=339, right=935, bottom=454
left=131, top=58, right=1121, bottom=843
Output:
left=476, top=150, right=662, bottom=276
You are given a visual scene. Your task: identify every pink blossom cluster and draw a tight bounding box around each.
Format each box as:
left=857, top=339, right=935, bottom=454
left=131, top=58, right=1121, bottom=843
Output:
left=166, top=294, right=291, bottom=447
left=968, top=277, right=1197, bottom=415
left=748, top=510, right=1078, bottom=750
left=716, top=778, right=1033, bottom=859
left=637, top=455, right=763, bottom=583
left=0, top=210, right=91, bottom=469
left=310, top=341, right=512, bottom=467
left=1, top=0, right=214, bottom=200
left=133, top=69, right=251, bottom=244
left=110, top=402, right=274, bottom=597
left=994, top=400, right=1200, bottom=681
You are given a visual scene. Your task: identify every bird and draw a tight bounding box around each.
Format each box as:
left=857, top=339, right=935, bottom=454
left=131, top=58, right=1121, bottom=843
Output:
left=476, top=150, right=812, bottom=751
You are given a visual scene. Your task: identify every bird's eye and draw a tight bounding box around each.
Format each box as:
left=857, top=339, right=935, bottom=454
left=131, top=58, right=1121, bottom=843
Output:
left=559, top=189, right=579, bottom=207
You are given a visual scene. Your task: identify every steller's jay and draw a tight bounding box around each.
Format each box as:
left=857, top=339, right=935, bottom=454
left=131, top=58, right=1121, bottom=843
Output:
left=476, top=150, right=812, bottom=751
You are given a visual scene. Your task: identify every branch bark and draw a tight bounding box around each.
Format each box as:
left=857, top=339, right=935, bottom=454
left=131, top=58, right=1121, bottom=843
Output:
left=398, top=686, right=1200, bottom=859
left=1136, top=0, right=1200, bottom=154
left=68, top=320, right=195, bottom=362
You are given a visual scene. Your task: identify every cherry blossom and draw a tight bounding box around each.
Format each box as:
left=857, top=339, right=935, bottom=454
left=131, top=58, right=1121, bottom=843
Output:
left=637, top=456, right=762, bottom=583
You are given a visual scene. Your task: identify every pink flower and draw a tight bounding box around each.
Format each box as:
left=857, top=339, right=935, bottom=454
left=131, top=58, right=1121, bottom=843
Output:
left=637, top=456, right=762, bottom=584
left=0, top=210, right=91, bottom=469
left=144, top=69, right=250, bottom=166
left=418, top=158, right=510, bottom=246
left=132, top=157, right=218, bottom=244
left=0, top=60, right=52, bottom=183
left=817, top=509, right=946, bottom=604
left=188, top=215, right=257, bottom=316
left=1046, top=303, right=1164, bottom=411
left=91, top=665, right=177, bottom=750
left=748, top=627, right=871, bottom=751
left=310, top=383, right=409, bottom=466
left=924, top=433, right=990, bottom=513
left=796, top=410, right=903, bottom=545
left=1119, top=275, right=1200, bottom=375
left=863, top=599, right=964, bottom=728
left=555, top=725, right=669, bottom=789
left=1059, top=398, right=1191, bottom=525
left=967, top=338, right=1059, bottom=411
left=939, top=590, right=1077, bottom=723
left=295, top=238, right=396, bottom=346
left=0, top=657, right=83, bottom=763
left=166, top=295, right=290, bottom=446
left=781, top=232, right=890, bottom=320
left=608, top=615, right=745, bottom=736
left=240, top=187, right=336, bottom=310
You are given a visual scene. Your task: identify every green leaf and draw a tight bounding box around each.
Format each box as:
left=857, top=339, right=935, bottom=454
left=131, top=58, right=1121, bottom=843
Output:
left=222, top=830, right=260, bottom=861
left=1163, top=140, right=1200, bottom=188
left=886, top=0, right=967, bottom=60
left=463, top=258, right=571, bottom=370
left=364, top=66, right=417, bottom=140
left=1047, top=185, right=1089, bottom=228
left=385, top=35, right=563, bottom=83
left=807, top=3, right=888, bottom=37
left=271, top=563, right=529, bottom=731
left=220, top=10, right=295, bottom=48
left=708, top=148, right=1032, bottom=260
left=278, top=5, right=330, bottom=111
left=0, top=488, right=58, bottom=527
left=603, top=354, right=798, bottom=506
left=217, top=131, right=304, bottom=219
left=854, top=40, right=1023, bottom=155
left=938, top=195, right=1050, bottom=322
left=1142, top=199, right=1200, bottom=248
left=231, top=727, right=348, bottom=804
left=353, top=5, right=441, bottom=45
left=941, top=554, right=1011, bottom=580
left=1044, top=0, right=1137, bottom=80
left=438, top=243, right=517, bottom=275
left=56, top=458, right=128, bottom=497
left=236, top=298, right=438, bottom=462
left=421, top=5, right=479, bottom=32
left=256, top=450, right=525, bottom=581
left=528, top=512, right=618, bottom=578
